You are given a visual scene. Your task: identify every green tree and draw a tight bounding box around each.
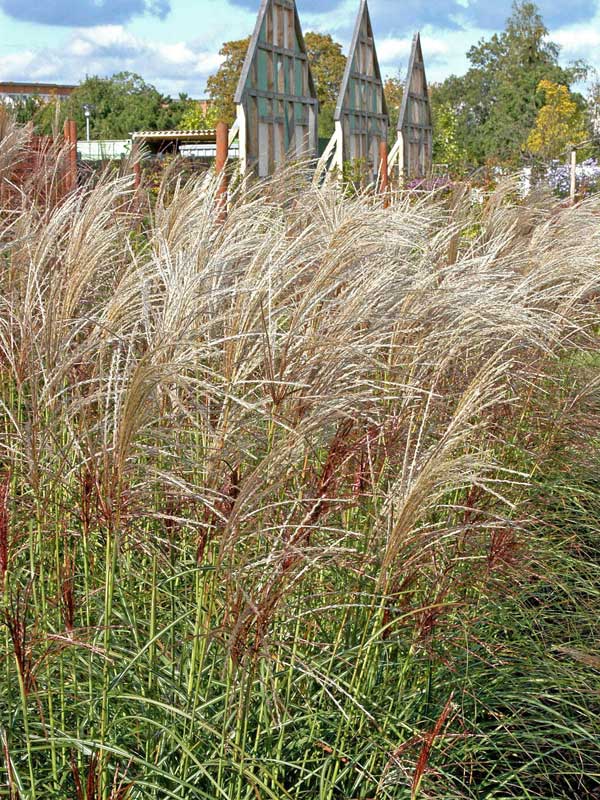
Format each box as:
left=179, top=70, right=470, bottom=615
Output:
left=206, top=38, right=251, bottom=125
left=383, top=78, right=466, bottom=175
left=431, top=99, right=467, bottom=174
left=165, top=93, right=199, bottom=130
left=63, top=72, right=182, bottom=140
left=3, top=95, right=66, bottom=135
left=304, top=32, right=346, bottom=137
left=8, top=95, right=43, bottom=125
left=384, top=74, right=404, bottom=146
left=435, top=1, right=588, bottom=166
left=179, top=101, right=219, bottom=131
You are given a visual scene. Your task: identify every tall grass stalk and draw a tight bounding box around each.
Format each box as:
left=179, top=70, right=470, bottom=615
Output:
left=0, top=117, right=598, bottom=799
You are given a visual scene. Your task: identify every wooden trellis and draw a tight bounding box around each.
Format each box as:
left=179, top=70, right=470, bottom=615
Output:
left=392, top=33, right=433, bottom=180
left=233, top=0, right=318, bottom=177
left=319, top=0, right=388, bottom=184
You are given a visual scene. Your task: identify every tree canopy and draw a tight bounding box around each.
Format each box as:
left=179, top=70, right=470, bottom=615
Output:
left=206, top=38, right=251, bottom=125
left=435, top=1, right=588, bottom=166
left=61, top=72, right=191, bottom=139
left=304, top=32, right=347, bottom=137
left=526, top=80, right=587, bottom=160
left=179, top=102, right=219, bottom=131
left=384, top=75, right=404, bottom=143
left=4, top=74, right=193, bottom=139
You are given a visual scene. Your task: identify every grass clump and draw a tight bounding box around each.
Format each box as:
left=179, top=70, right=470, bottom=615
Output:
left=0, top=118, right=599, bottom=799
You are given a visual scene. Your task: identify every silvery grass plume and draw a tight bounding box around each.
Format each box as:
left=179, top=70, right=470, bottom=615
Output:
left=0, top=127, right=598, bottom=799
left=0, top=112, right=31, bottom=184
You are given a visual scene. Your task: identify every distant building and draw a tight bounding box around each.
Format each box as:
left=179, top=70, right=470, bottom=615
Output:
left=0, top=81, right=76, bottom=106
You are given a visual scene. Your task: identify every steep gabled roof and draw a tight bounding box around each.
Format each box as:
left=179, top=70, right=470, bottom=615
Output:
left=334, top=0, right=388, bottom=121
left=234, top=0, right=317, bottom=106
left=397, top=33, right=432, bottom=132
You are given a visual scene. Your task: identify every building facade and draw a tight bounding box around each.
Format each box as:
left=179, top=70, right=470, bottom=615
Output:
left=0, top=82, right=76, bottom=106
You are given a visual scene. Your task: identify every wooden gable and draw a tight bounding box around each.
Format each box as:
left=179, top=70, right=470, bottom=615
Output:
left=398, top=33, right=433, bottom=179
left=333, top=0, right=388, bottom=184
left=234, top=0, right=318, bottom=177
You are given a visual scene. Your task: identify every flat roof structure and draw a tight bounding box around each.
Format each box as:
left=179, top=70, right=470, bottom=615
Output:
left=131, top=130, right=239, bottom=159
left=132, top=130, right=218, bottom=143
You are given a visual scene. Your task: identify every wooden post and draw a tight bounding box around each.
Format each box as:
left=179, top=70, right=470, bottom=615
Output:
left=215, top=121, right=229, bottom=221
left=569, top=148, right=577, bottom=205
left=132, top=141, right=142, bottom=190
left=379, top=140, right=389, bottom=207
left=69, top=119, right=78, bottom=188
left=133, top=161, right=141, bottom=190
left=63, top=119, right=78, bottom=194
left=63, top=119, right=71, bottom=195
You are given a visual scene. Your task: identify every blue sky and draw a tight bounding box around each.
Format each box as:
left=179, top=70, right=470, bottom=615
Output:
left=1, top=0, right=599, bottom=97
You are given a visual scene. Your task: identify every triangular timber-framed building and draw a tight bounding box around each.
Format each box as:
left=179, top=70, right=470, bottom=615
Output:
left=233, top=0, right=319, bottom=177
left=330, top=0, right=389, bottom=184
left=396, top=33, right=433, bottom=179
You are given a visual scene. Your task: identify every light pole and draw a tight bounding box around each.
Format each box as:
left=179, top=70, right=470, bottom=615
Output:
left=83, top=104, right=93, bottom=142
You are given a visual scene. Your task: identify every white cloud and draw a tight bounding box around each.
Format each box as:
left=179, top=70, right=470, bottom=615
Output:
left=157, top=42, right=196, bottom=64
left=0, top=50, right=36, bottom=72
left=378, top=26, right=483, bottom=83
left=553, top=26, right=600, bottom=53
left=378, top=35, right=450, bottom=63
left=0, top=49, right=62, bottom=81
left=0, top=25, right=224, bottom=96
left=547, top=14, right=600, bottom=86
left=69, top=39, right=94, bottom=57
left=80, top=25, right=137, bottom=48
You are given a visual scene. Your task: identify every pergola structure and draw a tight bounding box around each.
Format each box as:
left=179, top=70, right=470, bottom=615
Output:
left=131, top=129, right=219, bottom=155
left=389, top=34, right=433, bottom=181
left=317, top=0, right=388, bottom=185
left=232, top=0, right=319, bottom=176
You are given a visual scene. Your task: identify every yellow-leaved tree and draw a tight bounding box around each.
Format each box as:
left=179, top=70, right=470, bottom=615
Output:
left=180, top=101, right=219, bottom=131
left=527, top=80, right=587, bottom=160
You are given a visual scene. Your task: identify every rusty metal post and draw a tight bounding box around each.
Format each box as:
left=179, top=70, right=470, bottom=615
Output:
left=379, top=140, right=389, bottom=208
left=215, top=121, right=229, bottom=221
